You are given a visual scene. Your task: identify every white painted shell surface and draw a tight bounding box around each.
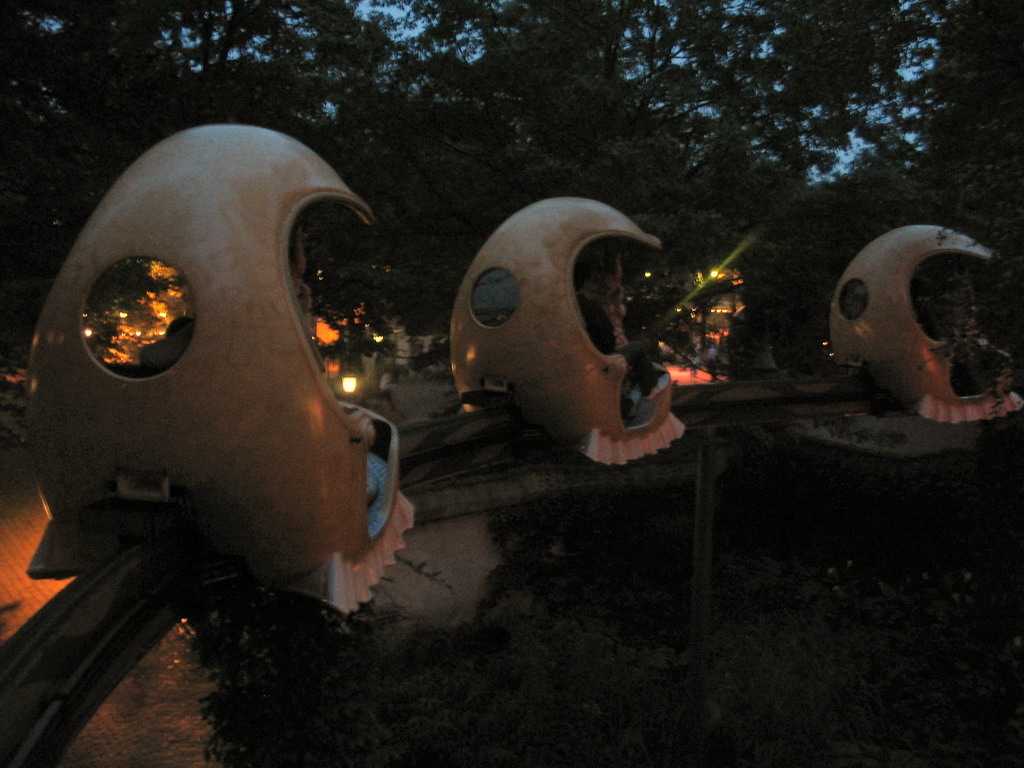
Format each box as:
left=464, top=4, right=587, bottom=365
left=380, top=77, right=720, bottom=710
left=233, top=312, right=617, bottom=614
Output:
left=28, top=124, right=411, bottom=602
left=450, top=197, right=684, bottom=462
left=829, top=225, right=1021, bottom=423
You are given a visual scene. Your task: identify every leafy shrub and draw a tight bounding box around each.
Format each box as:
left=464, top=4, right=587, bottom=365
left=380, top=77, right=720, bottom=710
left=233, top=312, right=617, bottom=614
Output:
left=186, top=582, right=391, bottom=768
left=713, top=423, right=1024, bottom=767
left=190, top=420, right=1024, bottom=767
left=377, top=600, right=691, bottom=767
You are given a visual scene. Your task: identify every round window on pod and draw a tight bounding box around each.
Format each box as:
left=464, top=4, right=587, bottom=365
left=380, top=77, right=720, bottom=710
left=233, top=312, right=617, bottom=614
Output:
left=451, top=197, right=685, bottom=464
left=82, top=258, right=195, bottom=377
left=828, top=225, right=1022, bottom=423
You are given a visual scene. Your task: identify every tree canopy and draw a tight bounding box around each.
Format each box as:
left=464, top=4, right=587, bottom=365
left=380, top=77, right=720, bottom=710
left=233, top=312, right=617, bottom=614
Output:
left=2, top=0, right=1022, bottom=373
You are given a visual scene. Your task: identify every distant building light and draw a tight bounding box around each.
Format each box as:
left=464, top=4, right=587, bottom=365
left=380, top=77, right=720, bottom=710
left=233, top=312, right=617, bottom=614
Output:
left=315, top=319, right=340, bottom=345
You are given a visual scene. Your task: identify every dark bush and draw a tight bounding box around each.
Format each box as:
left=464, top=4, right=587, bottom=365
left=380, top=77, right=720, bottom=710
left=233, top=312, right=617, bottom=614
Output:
left=190, top=418, right=1024, bottom=767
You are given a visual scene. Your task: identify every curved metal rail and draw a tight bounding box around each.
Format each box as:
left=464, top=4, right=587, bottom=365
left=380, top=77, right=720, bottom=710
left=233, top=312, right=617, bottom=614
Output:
left=399, top=373, right=901, bottom=487
left=0, top=534, right=238, bottom=768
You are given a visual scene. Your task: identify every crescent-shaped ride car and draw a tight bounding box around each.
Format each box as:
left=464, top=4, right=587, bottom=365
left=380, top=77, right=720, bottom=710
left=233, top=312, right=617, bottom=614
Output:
left=27, top=124, right=411, bottom=612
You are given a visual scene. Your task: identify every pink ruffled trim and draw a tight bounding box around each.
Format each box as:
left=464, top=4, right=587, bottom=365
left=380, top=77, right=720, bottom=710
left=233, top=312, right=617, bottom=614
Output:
left=286, top=491, right=415, bottom=613
left=915, top=391, right=1023, bottom=424
left=327, top=491, right=415, bottom=612
left=580, top=412, right=685, bottom=465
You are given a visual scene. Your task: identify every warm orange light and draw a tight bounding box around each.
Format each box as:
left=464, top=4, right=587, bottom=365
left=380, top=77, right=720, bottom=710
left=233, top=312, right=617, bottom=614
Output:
left=342, top=376, right=358, bottom=393
left=315, top=319, right=340, bottom=345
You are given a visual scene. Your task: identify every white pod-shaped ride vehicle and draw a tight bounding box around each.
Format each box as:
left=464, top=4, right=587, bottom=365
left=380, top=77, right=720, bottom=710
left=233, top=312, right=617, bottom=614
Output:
left=451, top=198, right=684, bottom=464
left=27, top=124, right=412, bottom=612
left=829, top=225, right=1021, bottom=423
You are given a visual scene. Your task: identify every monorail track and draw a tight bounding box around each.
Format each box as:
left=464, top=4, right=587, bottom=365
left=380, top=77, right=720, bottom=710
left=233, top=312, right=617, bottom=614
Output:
left=0, top=537, right=214, bottom=768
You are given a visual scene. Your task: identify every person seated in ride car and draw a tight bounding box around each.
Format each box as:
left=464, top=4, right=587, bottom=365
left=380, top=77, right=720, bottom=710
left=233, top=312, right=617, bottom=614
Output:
left=574, top=242, right=668, bottom=402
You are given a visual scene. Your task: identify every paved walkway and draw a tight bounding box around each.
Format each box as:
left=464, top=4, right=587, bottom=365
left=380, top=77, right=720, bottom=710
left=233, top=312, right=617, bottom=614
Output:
left=57, top=628, right=211, bottom=768
left=0, top=446, right=213, bottom=767
left=0, top=447, right=68, bottom=642
left=370, top=375, right=461, bottom=426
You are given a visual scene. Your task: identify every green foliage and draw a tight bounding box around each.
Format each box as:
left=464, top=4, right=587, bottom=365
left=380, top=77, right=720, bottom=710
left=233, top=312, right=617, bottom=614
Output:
left=4, top=0, right=1023, bottom=370
left=188, top=420, right=1024, bottom=768
left=377, top=605, right=691, bottom=768
left=6, top=0, right=1021, bottom=374
left=0, top=280, right=46, bottom=446
left=3, top=0, right=962, bottom=348
left=904, top=1, right=1024, bottom=377
left=712, top=548, right=1024, bottom=767
left=185, top=486, right=697, bottom=767
left=714, top=422, right=1024, bottom=767
left=1, top=0, right=387, bottom=280
left=486, top=478, right=693, bottom=647
left=0, top=373, right=28, bottom=447
left=186, top=582, right=391, bottom=768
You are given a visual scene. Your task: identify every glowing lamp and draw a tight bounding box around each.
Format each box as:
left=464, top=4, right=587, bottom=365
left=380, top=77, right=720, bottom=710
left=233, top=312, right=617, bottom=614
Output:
left=342, top=376, right=358, bottom=393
